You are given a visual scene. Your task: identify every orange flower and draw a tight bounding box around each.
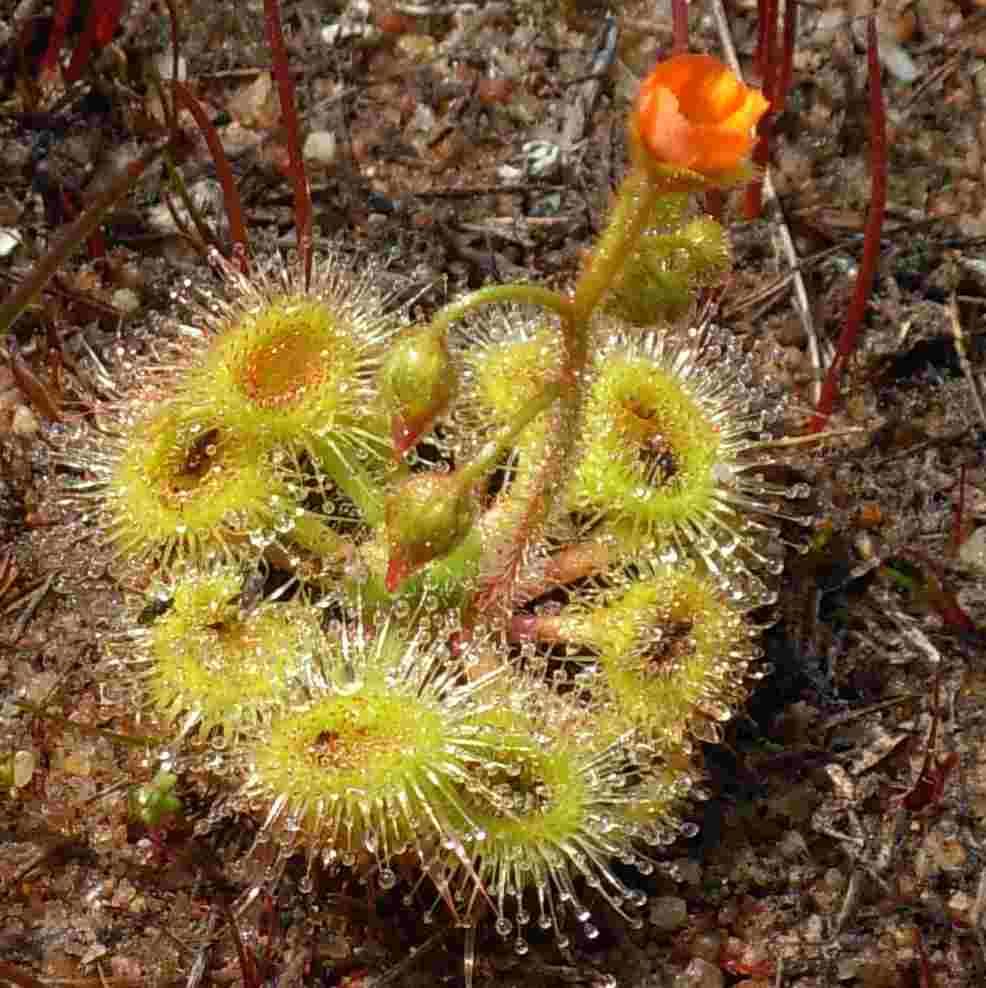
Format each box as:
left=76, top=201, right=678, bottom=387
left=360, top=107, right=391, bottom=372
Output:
left=633, top=54, right=769, bottom=178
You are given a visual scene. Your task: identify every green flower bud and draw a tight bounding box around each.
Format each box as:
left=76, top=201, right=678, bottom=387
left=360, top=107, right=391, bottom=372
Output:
left=384, top=472, right=479, bottom=591
left=606, top=217, right=731, bottom=325
left=380, top=326, right=456, bottom=454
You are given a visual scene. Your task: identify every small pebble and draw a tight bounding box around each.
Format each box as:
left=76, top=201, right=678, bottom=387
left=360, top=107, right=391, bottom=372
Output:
left=959, top=526, right=986, bottom=573
left=649, top=896, right=688, bottom=932
left=11, top=405, right=40, bottom=438
left=303, top=131, right=338, bottom=169
left=673, top=958, right=724, bottom=988
left=13, top=749, right=35, bottom=787
left=111, top=288, right=141, bottom=317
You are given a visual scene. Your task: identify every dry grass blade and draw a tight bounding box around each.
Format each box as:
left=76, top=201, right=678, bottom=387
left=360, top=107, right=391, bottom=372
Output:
left=0, top=139, right=173, bottom=336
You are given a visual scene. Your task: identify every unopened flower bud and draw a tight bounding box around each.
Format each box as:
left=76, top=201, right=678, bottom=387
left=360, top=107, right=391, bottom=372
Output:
left=380, top=326, right=456, bottom=454
left=607, top=218, right=731, bottom=325
left=384, top=471, right=478, bottom=591
left=679, top=216, right=731, bottom=274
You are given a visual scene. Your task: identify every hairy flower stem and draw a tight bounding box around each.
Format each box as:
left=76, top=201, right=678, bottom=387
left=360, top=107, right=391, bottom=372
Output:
left=571, top=168, right=665, bottom=325
left=457, top=382, right=562, bottom=490
left=427, top=282, right=574, bottom=338
left=427, top=177, right=673, bottom=618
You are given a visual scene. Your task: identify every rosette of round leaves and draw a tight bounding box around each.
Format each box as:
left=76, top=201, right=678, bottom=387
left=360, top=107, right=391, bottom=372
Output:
left=184, top=250, right=401, bottom=498
left=435, top=699, right=662, bottom=954
left=236, top=612, right=509, bottom=899
left=135, top=568, right=323, bottom=742
left=568, top=321, right=811, bottom=607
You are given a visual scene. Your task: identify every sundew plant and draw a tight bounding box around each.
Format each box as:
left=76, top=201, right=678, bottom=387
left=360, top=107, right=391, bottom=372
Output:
left=52, top=48, right=814, bottom=970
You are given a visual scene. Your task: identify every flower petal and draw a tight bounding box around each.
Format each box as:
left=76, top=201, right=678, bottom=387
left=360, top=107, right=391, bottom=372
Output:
left=633, top=53, right=769, bottom=179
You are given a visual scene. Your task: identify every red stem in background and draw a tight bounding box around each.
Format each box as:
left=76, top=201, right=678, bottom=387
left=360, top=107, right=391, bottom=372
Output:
left=671, top=0, right=689, bottom=54
left=65, top=0, right=125, bottom=83
left=754, top=0, right=773, bottom=77
left=172, top=81, right=250, bottom=268
left=704, top=187, right=725, bottom=222
left=744, top=0, right=779, bottom=219
left=263, top=0, right=313, bottom=291
left=809, top=18, right=886, bottom=432
left=775, top=0, right=798, bottom=114
left=913, top=927, right=937, bottom=988
left=40, top=0, right=76, bottom=76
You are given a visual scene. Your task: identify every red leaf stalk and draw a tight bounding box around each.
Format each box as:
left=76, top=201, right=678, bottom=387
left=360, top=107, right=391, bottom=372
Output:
left=744, top=0, right=779, bottom=219
left=65, top=0, right=125, bottom=83
left=754, top=0, right=775, bottom=78
left=671, top=0, right=689, bottom=54
left=913, top=928, right=937, bottom=988
left=40, top=0, right=76, bottom=76
left=263, top=0, right=313, bottom=291
left=809, top=17, right=886, bottom=432
left=172, top=81, right=250, bottom=267
left=775, top=0, right=797, bottom=114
